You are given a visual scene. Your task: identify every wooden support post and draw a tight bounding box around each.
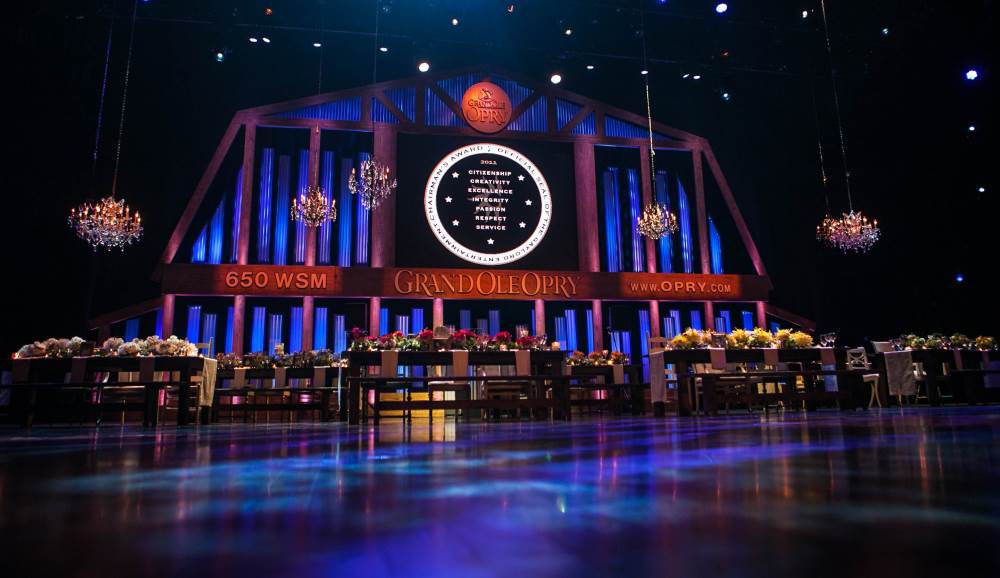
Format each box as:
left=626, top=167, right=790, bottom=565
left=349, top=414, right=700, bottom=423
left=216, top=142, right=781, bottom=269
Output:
left=692, top=148, right=711, bottom=276
left=574, top=141, right=600, bottom=273
left=369, top=297, right=381, bottom=334
left=704, top=301, right=715, bottom=332
left=649, top=300, right=661, bottom=337
left=534, top=300, right=546, bottom=337
left=433, top=298, right=444, bottom=327
left=756, top=301, right=767, bottom=329
left=371, top=124, right=397, bottom=268
left=232, top=295, right=245, bottom=355
left=305, top=125, right=321, bottom=267
left=302, top=296, right=314, bottom=351
left=236, top=124, right=256, bottom=265
left=161, top=294, right=175, bottom=338
left=591, top=300, right=604, bottom=351
left=639, top=146, right=657, bottom=273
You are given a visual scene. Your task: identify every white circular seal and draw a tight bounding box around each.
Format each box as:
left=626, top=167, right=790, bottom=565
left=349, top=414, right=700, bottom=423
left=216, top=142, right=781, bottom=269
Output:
left=424, top=143, right=552, bottom=266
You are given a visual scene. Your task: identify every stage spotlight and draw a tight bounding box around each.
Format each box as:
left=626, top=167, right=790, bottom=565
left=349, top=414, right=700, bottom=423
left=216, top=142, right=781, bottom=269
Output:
left=640, top=69, right=648, bottom=75
left=965, top=69, right=978, bottom=80
left=262, top=37, right=271, bottom=44
left=802, top=10, right=808, bottom=19
left=249, top=37, right=258, bottom=43
left=418, top=61, right=430, bottom=72
left=692, top=74, right=702, bottom=80
left=721, top=92, right=731, bottom=101
left=264, top=7, right=273, bottom=16
left=968, top=125, right=976, bottom=132
left=379, top=46, right=388, bottom=52
left=955, top=274, right=964, bottom=283
left=565, top=28, right=573, bottom=35
left=451, top=18, right=459, bottom=26
left=550, top=73, right=562, bottom=84
left=682, top=73, right=690, bottom=79
left=715, top=3, right=728, bottom=14
left=978, top=187, right=986, bottom=193
left=507, top=4, right=515, bottom=13
left=586, top=64, right=595, bottom=70
left=881, top=27, right=890, bottom=36
left=313, top=42, right=322, bottom=48
left=215, top=51, right=225, bottom=62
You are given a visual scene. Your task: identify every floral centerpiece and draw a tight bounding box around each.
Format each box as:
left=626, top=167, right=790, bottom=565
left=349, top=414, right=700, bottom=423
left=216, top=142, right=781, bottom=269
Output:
left=774, top=329, right=814, bottom=349
left=669, top=328, right=711, bottom=350
left=748, top=328, right=775, bottom=348
left=975, top=336, right=996, bottom=351
left=566, top=350, right=630, bottom=366
left=14, top=335, right=197, bottom=359
left=726, top=329, right=751, bottom=349
left=949, top=334, right=971, bottom=349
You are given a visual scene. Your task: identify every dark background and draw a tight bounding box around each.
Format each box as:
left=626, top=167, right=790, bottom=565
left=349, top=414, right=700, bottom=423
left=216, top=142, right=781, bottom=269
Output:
left=7, top=0, right=994, bottom=354
left=395, top=134, right=578, bottom=270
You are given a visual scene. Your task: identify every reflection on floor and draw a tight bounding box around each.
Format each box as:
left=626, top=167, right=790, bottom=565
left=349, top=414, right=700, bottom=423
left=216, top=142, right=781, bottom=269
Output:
left=2, top=408, right=999, bottom=577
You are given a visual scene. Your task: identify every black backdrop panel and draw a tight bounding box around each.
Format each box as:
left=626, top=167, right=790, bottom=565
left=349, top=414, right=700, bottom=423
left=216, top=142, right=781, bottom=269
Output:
left=395, top=134, right=578, bottom=271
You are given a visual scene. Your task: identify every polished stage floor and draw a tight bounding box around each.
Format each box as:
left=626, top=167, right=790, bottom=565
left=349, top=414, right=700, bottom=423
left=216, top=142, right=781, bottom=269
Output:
left=2, top=408, right=999, bottom=577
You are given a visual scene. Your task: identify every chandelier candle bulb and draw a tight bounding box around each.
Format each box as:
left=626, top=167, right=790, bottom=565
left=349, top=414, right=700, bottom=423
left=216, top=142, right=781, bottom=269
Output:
left=637, top=203, right=679, bottom=240
left=291, top=185, right=336, bottom=227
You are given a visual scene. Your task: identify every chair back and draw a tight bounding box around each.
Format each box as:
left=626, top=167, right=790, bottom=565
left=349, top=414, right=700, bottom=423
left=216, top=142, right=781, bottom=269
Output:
left=847, top=347, right=869, bottom=369
left=194, top=337, right=214, bottom=357
left=648, top=336, right=669, bottom=353
left=872, top=341, right=892, bottom=353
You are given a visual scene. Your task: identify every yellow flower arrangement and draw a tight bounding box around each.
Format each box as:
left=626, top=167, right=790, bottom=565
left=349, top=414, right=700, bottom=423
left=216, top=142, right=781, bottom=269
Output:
left=774, top=329, right=814, bottom=349
left=726, top=329, right=751, bottom=349
left=670, top=328, right=711, bottom=350
left=748, top=327, right=775, bottom=348
left=975, top=336, right=996, bottom=351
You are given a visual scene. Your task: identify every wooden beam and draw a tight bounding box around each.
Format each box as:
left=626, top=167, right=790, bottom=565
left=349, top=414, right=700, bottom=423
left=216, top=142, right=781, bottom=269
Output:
left=692, top=148, right=712, bottom=275
left=756, top=301, right=767, bottom=329
left=369, top=297, right=381, bottom=334
left=162, top=294, right=175, bottom=337
left=302, top=296, right=314, bottom=351
left=88, top=296, right=164, bottom=329
left=558, top=105, right=593, bottom=135
left=649, top=300, right=661, bottom=337
left=591, top=300, right=604, bottom=351
left=433, top=298, right=444, bottom=327
left=534, top=300, right=545, bottom=338
left=702, top=141, right=769, bottom=277
left=373, top=90, right=410, bottom=124
left=305, top=125, right=320, bottom=267
left=232, top=295, right=245, bottom=354
left=159, top=117, right=242, bottom=268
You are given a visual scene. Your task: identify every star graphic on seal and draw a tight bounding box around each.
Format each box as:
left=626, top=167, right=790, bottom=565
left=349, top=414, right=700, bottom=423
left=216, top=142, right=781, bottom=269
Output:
left=518, top=174, right=525, bottom=181
left=487, top=238, right=495, bottom=245
left=445, top=196, right=452, bottom=203
left=452, top=172, right=459, bottom=178
left=519, top=221, right=526, bottom=228
left=452, top=219, right=460, bottom=226
left=525, top=199, right=532, bottom=206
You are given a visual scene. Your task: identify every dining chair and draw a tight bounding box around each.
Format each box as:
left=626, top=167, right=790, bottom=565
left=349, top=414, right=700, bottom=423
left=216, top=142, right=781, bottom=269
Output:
left=847, top=347, right=882, bottom=408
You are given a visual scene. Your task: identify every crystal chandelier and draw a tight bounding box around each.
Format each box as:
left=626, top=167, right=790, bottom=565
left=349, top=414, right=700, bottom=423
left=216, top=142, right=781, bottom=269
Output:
left=348, top=158, right=397, bottom=210
left=637, top=202, right=679, bottom=240
left=68, top=197, right=143, bottom=250
left=291, top=185, right=336, bottom=227
left=816, top=210, right=880, bottom=253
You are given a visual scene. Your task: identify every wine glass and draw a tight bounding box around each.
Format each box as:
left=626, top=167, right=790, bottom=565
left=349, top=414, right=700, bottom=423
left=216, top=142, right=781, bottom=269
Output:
left=827, top=332, right=837, bottom=347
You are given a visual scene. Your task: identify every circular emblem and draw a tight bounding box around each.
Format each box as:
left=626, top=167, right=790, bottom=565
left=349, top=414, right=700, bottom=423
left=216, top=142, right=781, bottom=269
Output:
left=424, top=143, right=552, bottom=266
left=461, top=81, right=512, bottom=134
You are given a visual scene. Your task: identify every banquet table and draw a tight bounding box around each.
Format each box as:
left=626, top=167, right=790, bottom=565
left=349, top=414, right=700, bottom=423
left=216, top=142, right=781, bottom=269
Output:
left=874, top=349, right=996, bottom=406
left=213, top=366, right=342, bottom=421
left=650, top=348, right=850, bottom=417
left=343, top=350, right=568, bottom=424
left=2, top=356, right=217, bottom=427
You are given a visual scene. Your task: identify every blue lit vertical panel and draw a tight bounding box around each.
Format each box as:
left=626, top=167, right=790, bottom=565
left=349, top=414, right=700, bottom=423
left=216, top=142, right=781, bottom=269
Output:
left=185, top=305, right=202, bottom=342
left=124, top=318, right=139, bottom=342
left=585, top=309, right=594, bottom=353
left=507, top=97, right=547, bottom=132
left=224, top=306, right=234, bottom=353
left=610, top=331, right=621, bottom=352
left=554, top=317, right=567, bottom=349
left=412, top=308, right=425, bottom=331
left=666, top=310, right=681, bottom=338
left=318, top=151, right=336, bottom=264
left=459, top=309, right=471, bottom=331
left=476, top=318, right=488, bottom=335
left=769, top=321, right=781, bottom=333
left=191, top=226, right=207, bottom=262
left=379, top=308, right=389, bottom=336
left=290, top=306, right=303, bottom=352
left=208, top=197, right=225, bottom=264
left=294, top=150, right=309, bottom=264
left=251, top=307, right=266, bottom=352
left=425, top=88, right=463, bottom=127
left=720, top=311, right=731, bottom=333
left=201, top=313, right=217, bottom=355
left=638, top=310, right=651, bottom=381
left=267, top=314, right=284, bottom=355
left=626, top=168, right=645, bottom=272
left=395, top=315, right=410, bottom=334
left=619, top=331, right=633, bottom=360
left=314, top=307, right=328, bottom=350
left=355, top=152, right=371, bottom=265
left=602, top=168, right=622, bottom=272
left=488, top=310, right=500, bottom=336
left=231, top=167, right=243, bottom=263
left=709, top=217, right=724, bottom=274
left=655, top=170, right=673, bottom=272
left=256, top=148, right=275, bottom=263
left=742, top=311, right=754, bottom=330
left=564, top=310, right=578, bottom=352
left=690, top=311, right=702, bottom=331
left=337, top=157, right=354, bottom=267
left=154, top=308, right=163, bottom=338
left=677, top=178, right=693, bottom=273
left=384, top=86, right=416, bottom=121
left=273, top=155, right=291, bottom=265
left=332, top=314, right=346, bottom=354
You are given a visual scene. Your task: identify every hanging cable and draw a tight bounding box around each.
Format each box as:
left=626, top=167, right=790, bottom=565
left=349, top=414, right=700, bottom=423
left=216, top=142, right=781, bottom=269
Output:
left=110, top=0, right=140, bottom=198
left=818, top=0, right=852, bottom=210
left=92, top=0, right=117, bottom=176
